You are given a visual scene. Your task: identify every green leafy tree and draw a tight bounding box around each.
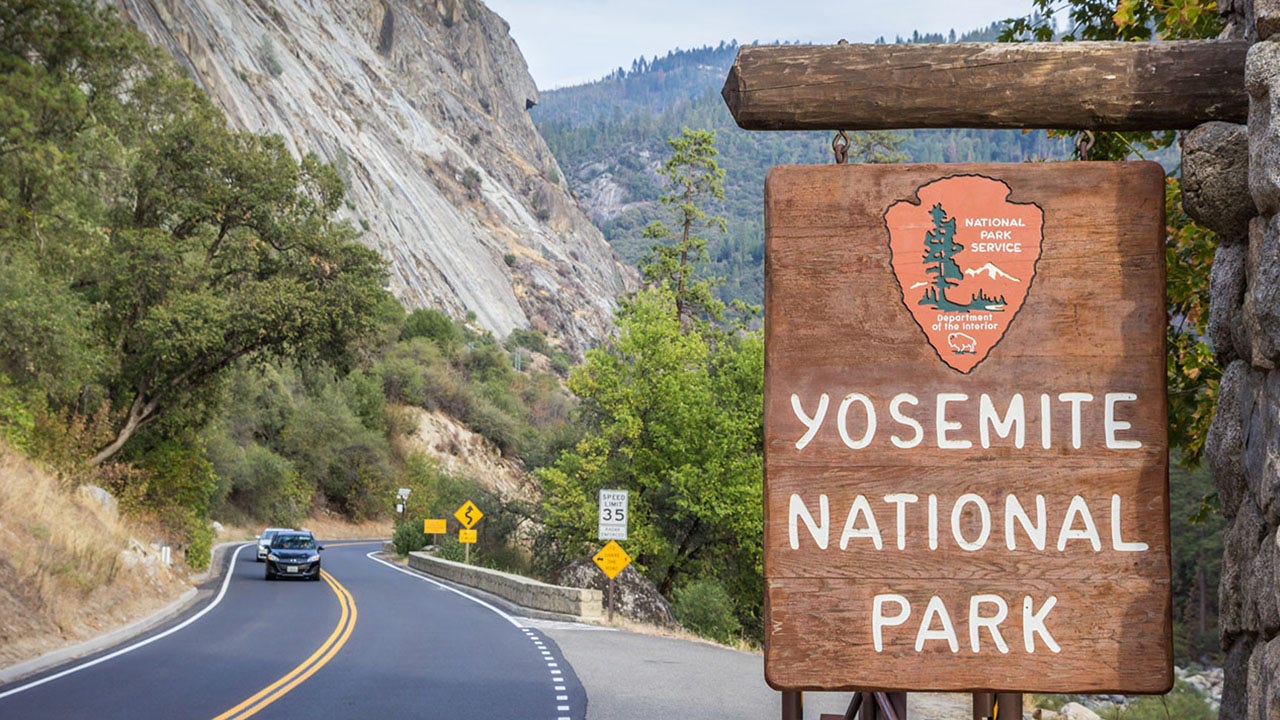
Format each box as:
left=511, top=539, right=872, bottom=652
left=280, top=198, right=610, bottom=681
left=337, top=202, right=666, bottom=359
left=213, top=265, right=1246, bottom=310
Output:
left=539, top=288, right=763, bottom=605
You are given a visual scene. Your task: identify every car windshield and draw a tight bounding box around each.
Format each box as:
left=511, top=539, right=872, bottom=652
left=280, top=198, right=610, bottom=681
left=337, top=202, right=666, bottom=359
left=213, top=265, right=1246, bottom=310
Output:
left=271, top=535, right=315, bottom=550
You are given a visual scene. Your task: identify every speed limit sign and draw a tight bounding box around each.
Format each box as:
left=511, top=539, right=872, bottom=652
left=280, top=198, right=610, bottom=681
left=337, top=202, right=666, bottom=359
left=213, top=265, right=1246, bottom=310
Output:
left=598, top=489, right=628, bottom=541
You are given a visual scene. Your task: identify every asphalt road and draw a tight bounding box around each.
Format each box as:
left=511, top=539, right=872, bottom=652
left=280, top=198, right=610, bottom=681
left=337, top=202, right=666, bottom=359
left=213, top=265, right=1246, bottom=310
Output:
left=0, top=541, right=585, bottom=719
left=0, top=542, right=970, bottom=719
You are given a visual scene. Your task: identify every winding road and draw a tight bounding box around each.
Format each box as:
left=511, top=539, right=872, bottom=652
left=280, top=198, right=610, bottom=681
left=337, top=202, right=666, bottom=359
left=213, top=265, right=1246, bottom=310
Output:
left=0, top=541, right=963, bottom=719
left=0, top=542, right=585, bottom=720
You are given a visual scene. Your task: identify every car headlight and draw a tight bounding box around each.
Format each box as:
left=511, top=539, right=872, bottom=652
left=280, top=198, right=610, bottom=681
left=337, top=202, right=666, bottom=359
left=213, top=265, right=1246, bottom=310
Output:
left=307, top=554, right=320, bottom=563
left=267, top=554, right=279, bottom=562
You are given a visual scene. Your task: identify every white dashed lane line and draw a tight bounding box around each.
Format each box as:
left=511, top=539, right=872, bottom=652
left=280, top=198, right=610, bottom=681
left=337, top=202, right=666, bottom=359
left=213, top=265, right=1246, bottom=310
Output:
left=522, top=626, right=580, bottom=720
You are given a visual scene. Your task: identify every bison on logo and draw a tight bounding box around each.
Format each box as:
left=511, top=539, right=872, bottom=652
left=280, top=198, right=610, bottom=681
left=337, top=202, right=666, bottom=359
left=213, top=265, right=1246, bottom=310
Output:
left=884, top=175, right=1044, bottom=373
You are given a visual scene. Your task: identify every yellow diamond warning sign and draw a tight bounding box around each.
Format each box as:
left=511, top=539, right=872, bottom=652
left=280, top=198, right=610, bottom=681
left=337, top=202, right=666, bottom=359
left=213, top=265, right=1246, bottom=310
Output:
left=592, top=540, right=631, bottom=579
left=454, top=500, right=483, bottom=529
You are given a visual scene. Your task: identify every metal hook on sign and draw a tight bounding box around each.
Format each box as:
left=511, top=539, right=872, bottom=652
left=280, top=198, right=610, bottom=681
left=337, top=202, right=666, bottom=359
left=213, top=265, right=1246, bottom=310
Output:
left=832, top=130, right=850, bottom=164
left=1075, top=130, right=1095, bottom=160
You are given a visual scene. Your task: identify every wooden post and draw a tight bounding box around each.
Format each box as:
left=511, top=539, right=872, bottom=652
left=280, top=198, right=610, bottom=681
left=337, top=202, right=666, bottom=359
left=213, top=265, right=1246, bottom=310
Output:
left=722, top=40, right=1248, bottom=131
left=782, top=691, right=803, bottom=720
left=607, top=576, right=614, bottom=622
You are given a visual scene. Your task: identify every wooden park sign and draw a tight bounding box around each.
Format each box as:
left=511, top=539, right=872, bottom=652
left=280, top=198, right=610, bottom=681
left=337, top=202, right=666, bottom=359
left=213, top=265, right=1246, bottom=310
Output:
left=762, top=162, right=1171, bottom=694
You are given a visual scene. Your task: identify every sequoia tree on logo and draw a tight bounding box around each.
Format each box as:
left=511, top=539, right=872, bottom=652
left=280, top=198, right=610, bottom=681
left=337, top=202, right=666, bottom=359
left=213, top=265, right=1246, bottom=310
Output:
left=885, top=175, right=1044, bottom=373
left=920, top=203, right=967, bottom=311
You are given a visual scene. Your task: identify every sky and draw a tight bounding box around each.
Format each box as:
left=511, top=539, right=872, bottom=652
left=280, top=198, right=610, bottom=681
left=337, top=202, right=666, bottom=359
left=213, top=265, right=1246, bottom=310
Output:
left=482, top=0, right=1040, bottom=90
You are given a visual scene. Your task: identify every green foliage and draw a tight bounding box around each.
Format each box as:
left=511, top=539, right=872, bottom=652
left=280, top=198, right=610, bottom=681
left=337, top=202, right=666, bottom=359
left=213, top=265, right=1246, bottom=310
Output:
left=0, top=374, right=36, bottom=452
left=673, top=578, right=742, bottom=643
left=205, top=434, right=310, bottom=526
left=540, top=287, right=764, bottom=630
left=393, top=520, right=429, bottom=555
left=134, top=438, right=219, bottom=568
left=402, top=308, right=464, bottom=351
left=280, top=384, right=392, bottom=519
left=1165, top=177, right=1218, bottom=468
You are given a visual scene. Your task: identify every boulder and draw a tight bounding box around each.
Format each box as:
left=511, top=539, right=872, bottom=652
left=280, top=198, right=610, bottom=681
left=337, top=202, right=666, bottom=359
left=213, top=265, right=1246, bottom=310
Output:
left=552, top=558, right=676, bottom=627
left=1057, top=702, right=1102, bottom=720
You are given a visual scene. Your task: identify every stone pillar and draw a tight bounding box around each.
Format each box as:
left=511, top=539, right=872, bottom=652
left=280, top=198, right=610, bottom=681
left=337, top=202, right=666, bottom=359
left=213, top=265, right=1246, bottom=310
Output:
left=1185, top=1, right=1280, bottom=718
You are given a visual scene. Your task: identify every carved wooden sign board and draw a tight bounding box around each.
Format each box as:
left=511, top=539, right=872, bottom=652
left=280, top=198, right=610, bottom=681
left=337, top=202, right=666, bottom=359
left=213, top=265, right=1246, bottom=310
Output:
left=763, top=162, right=1172, bottom=694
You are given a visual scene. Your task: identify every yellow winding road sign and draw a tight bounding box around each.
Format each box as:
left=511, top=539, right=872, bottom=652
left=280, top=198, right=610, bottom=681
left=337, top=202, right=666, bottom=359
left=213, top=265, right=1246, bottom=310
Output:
left=454, top=501, right=483, bottom=529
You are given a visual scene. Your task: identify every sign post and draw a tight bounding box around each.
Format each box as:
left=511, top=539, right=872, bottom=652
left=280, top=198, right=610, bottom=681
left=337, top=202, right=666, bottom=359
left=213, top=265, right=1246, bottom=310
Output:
left=592, top=540, right=632, bottom=622
left=454, top=500, right=483, bottom=564
left=762, top=163, right=1171, bottom=697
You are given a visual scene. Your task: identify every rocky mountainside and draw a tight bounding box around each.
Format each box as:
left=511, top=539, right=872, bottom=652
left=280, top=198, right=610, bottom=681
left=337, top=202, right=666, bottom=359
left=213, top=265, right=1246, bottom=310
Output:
left=112, top=0, right=634, bottom=353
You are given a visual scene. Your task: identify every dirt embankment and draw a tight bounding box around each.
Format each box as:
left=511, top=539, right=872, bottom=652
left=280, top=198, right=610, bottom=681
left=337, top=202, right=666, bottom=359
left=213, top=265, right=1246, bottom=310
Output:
left=0, top=443, right=390, bottom=671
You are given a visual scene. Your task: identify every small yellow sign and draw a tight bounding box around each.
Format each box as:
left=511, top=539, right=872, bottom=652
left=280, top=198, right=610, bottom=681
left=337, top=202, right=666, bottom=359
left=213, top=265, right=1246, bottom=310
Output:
left=459, top=528, right=477, bottom=544
left=423, top=518, right=447, bottom=534
left=454, top=500, right=483, bottom=529
left=592, top=540, right=631, bottom=579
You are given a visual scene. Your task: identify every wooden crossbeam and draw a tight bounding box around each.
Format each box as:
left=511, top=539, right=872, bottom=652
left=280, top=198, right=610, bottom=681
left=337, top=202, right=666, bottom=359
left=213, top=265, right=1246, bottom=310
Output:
left=722, top=41, right=1248, bottom=131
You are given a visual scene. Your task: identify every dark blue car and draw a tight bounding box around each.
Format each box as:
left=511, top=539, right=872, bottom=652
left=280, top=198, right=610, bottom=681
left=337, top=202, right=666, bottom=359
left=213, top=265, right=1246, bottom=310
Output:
left=264, top=531, right=324, bottom=581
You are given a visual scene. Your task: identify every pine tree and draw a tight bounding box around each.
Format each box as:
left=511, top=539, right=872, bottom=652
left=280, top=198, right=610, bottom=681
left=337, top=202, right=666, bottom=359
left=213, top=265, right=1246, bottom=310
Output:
left=919, top=203, right=967, bottom=311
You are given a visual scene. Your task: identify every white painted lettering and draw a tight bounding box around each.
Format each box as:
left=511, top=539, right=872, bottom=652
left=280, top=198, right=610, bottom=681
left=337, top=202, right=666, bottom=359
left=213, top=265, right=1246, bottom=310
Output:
left=840, top=495, right=883, bottom=550
left=873, top=594, right=911, bottom=652
left=1057, top=495, right=1101, bottom=551
left=915, top=596, right=960, bottom=653
left=789, top=493, right=829, bottom=550
left=890, top=393, right=923, bottom=449
left=884, top=493, right=919, bottom=550
left=1058, top=392, right=1094, bottom=449
left=980, top=393, right=1026, bottom=448
left=791, top=393, right=828, bottom=450
left=951, top=493, right=992, bottom=552
left=1111, top=494, right=1149, bottom=552
left=1105, top=392, right=1142, bottom=449
left=1022, top=595, right=1061, bottom=653
left=1005, top=494, right=1047, bottom=551
left=969, top=595, right=1010, bottom=654
left=837, top=393, right=876, bottom=450
left=936, top=393, right=972, bottom=449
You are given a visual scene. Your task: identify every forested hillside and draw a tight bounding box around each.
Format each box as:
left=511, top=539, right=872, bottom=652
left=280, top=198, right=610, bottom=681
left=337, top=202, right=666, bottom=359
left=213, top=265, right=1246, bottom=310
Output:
left=532, top=25, right=1074, bottom=306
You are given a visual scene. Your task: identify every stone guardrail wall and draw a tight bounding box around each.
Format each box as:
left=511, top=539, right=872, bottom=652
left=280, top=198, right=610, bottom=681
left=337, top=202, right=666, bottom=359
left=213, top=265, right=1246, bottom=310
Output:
left=407, top=551, right=604, bottom=619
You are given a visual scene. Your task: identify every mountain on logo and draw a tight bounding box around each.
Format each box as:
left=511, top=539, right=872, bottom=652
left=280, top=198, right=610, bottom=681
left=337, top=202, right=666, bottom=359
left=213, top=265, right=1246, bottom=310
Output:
left=964, top=262, right=1020, bottom=283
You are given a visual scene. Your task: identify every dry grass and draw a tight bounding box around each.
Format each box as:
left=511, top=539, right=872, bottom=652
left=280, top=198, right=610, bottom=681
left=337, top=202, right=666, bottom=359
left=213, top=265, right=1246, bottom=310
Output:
left=0, top=443, right=187, bottom=668
left=0, top=435, right=401, bottom=671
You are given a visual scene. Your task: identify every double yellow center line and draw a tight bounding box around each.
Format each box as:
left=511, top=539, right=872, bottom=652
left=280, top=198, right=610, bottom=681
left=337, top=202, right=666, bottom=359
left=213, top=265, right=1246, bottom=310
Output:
left=212, top=570, right=357, bottom=720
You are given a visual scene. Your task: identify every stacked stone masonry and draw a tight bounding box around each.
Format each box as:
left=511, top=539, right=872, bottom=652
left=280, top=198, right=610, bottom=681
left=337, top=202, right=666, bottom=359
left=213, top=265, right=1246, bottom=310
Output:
left=1187, top=2, right=1280, bottom=718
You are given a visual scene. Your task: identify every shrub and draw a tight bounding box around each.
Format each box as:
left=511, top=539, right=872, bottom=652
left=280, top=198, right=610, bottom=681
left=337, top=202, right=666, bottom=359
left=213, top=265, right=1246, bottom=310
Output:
left=393, top=520, right=428, bottom=555
left=673, top=578, right=742, bottom=643
left=0, top=374, right=35, bottom=453
left=506, top=328, right=550, bottom=356
left=401, top=308, right=464, bottom=352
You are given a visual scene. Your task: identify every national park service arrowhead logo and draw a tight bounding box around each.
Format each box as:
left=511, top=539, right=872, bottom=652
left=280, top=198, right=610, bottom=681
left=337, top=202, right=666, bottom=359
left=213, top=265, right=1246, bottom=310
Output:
left=885, top=175, right=1044, bottom=373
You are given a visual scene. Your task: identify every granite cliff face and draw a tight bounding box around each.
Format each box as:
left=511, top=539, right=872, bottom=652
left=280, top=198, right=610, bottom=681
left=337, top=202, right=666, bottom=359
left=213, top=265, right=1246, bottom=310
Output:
left=112, top=0, right=633, bottom=352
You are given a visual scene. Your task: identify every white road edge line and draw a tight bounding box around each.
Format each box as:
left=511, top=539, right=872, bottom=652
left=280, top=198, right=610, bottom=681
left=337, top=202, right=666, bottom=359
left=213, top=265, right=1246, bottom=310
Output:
left=0, top=543, right=252, bottom=700
left=363, top=552, right=524, bottom=628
